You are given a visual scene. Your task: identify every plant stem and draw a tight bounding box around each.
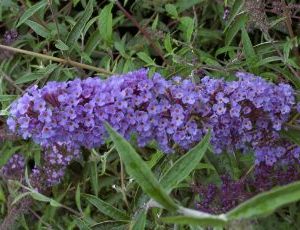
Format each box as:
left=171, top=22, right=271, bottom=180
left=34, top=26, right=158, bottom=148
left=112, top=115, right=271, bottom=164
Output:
left=0, top=44, right=113, bottom=75
left=281, top=0, right=299, bottom=58
left=0, top=69, right=24, bottom=93
left=115, top=1, right=167, bottom=63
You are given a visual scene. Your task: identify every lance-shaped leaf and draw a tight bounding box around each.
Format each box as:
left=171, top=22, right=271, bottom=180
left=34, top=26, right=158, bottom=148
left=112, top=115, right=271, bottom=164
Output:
left=105, top=122, right=178, bottom=211
left=84, top=194, right=129, bottom=221
left=66, top=0, right=94, bottom=46
left=227, top=181, right=300, bottom=220
left=161, top=206, right=227, bottom=227
left=159, top=132, right=210, bottom=193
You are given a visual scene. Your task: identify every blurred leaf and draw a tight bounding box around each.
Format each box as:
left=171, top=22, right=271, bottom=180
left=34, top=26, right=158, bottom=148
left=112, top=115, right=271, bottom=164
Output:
left=25, top=20, right=49, bottom=38
left=151, top=14, right=159, bottom=30
left=224, top=0, right=245, bottom=32
left=0, top=95, right=17, bottom=102
left=55, top=39, right=69, bottom=51
left=165, top=4, right=178, bottom=18
left=225, top=13, right=248, bottom=46
left=161, top=207, right=227, bottom=227
left=159, top=132, right=210, bottom=193
left=74, top=218, right=92, bottom=230
left=147, top=151, right=164, bottom=169
left=131, top=209, right=147, bottom=230
left=241, top=27, right=255, bottom=58
left=137, top=52, right=156, bottom=66
left=85, top=30, right=101, bottom=55
left=15, top=64, right=57, bottom=84
left=105, top=123, right=178, bottom=211
left=253, top=56, right=282, bottom=67
left=179, top=17, right=194, bottom=43
left=84, top=194, right=130, bottom=220
left=215, top=46, right=237, bottom=57
left=66, top=0, right=94, bottom=46
left=281, top=128, right=300, bottom=146
left=90, top=161, right=99, bottom=196
left=99, top=3, right=113, bottom=43
left=76, top=184, right=82, bottom=213
left=227, top=181, right=300, bottom=220
left=176, top=0, right=206, bottom=12
left=16, top=0, right=47, bottom=27
left=164, top=33, right=173, bottom=54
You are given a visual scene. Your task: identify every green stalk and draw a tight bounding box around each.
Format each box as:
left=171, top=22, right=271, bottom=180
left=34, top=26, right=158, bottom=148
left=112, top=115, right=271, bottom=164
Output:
left=0, top=44, right=113, bottom=75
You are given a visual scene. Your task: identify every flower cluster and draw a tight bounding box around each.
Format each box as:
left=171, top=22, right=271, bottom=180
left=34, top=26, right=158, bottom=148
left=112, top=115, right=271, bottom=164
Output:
left=0, top=29, right=18, bottom=60
left=30, top=142, right=80, bottom=189
left=1, top=153, right=25, bottom=180
left=7, top=69, right=203, bottom=153
left=3, top=29, right=18, bottom=45
left=199, top=72, right=298, bottom=165
left=193, top=162, right=300, bottom=214
left=5, top=69, right=299, bottom=187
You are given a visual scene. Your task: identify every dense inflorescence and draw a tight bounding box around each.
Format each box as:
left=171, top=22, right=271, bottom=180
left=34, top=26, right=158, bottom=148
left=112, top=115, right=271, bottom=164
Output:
left=30, top=142, right=80, bottom=189
left=1, top=153, right=25, bottom=180
left=3, top=29, right=18, bottom=45
left=5, top=69, right=299, bottom=187
left=7, top=69, right=204, bottom=153
left=193, top=162, right=300, bottom=214
left=199, top=72, right=298, bottom=165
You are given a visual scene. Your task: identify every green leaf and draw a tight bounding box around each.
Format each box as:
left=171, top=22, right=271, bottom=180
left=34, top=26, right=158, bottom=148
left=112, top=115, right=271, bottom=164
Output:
left=131, top=209, right=147, bottom=230
left=225, top=13, right=248, bottom=46
left=179, top=17, right=194, bottom=43
left=50, top=199, right=62, bottom=208
left=176, top=0, right=206, bottom=12
left=224, top=0, right=245, bottom=32
left=159, top=132, right=210, bottom=193
left=281, top=128, right=300, bottom=146
left=84, top=194, right=130, bottom=220
left=25, top=20, right=49, bottom=38
left=55, top=39, right=69, bottom=51
left=30, top=192, right=51, bottom=202
left=164, top=33, right=173, bottom=54
left=227, top=181, right=300, bottom=220
left=66, top=0, right=94, bottom=46
left=161, top=207, right=227, bottom=227
left=12, top=192, right=31, bottom=205
left=90, top=161, right=99, bottom=196
left=98, top=3, right=113, bottom=43
left=165, top=4, right=178, bottom=18
left=74, top=218, right=92, bottom=230
left=0, top=95, right=17, bottom=102
left=147, top=151, right=164, bottom=169
left=253, top=56, right=282, bottom=67
left=137, top=52, right=156, bottom=66
left=241, top=27, right=255, bottom=58
left=161, top=215, right=226, bottom=227
left=105, top=123, right=178, bottom=211
left=15, top=64, right=57, bottom=84
left=16, top=0, right=47, bottom=27
left=85, top=30, right=101, bottom=55
left=76, top=184, right=82, bottom=213
left=151, top=14, right=159, bottom=30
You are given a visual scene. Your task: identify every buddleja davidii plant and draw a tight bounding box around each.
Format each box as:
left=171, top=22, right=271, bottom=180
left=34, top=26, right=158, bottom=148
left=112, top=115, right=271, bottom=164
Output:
left=84, top=123, right=300, bottom=229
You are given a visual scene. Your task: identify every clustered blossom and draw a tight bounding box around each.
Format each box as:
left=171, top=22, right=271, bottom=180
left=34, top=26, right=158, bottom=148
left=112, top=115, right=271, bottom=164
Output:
left=1, top=153, right=25, bottom=180
left=30, top=142, right=80, bottom=189
left=7, top=69, right=204, bottom=153
left=4, top=69, right=300, bottom=187
left=3, top=29, right=18, bottom=45
left=199, top=72, right=299, bottom=165
left=193, top=162, right=300, bottom=214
